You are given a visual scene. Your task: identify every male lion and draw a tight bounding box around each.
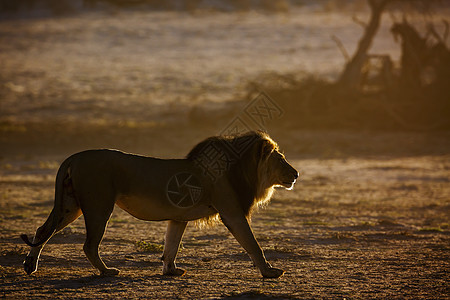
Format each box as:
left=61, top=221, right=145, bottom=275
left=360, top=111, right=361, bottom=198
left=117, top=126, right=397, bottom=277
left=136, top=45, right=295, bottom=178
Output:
left=21, top=131, right=298, bottom=278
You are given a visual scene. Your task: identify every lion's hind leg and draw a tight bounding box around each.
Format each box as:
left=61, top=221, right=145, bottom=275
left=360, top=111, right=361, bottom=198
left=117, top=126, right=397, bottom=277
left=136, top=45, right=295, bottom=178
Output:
left=23, top=210, right=54, bottom=275
left=81, top=195, right=119, bottom=276
left=23, top=200, right=82, bottom=275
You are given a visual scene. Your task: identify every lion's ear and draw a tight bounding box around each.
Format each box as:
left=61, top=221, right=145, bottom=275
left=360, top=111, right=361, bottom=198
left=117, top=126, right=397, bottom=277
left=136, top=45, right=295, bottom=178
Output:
left=260, top=140, right=273, bottom=160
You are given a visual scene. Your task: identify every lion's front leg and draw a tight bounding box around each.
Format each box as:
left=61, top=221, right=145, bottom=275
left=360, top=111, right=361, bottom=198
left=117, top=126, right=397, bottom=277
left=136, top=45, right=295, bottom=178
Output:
left=162, top=220, right=188, bottom=276
left=212, top=184, right=284, bottom=278
left=220, top=212, right=284, bottom=278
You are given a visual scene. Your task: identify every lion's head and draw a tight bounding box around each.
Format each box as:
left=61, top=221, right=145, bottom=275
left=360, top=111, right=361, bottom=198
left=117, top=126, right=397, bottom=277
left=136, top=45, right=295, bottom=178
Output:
left=187, top=131, right=298, bottom=217
left=257, top=138, right=298, bottom=190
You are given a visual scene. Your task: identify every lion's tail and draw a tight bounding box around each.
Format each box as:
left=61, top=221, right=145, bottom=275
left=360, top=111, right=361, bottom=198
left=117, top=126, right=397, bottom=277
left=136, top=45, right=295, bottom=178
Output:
left=20, top=156, right=74, bottom=247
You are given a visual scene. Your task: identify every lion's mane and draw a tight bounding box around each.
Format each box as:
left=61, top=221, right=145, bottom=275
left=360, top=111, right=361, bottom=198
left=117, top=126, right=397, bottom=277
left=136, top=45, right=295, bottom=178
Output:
left=187, top=131, right=279, bottom=223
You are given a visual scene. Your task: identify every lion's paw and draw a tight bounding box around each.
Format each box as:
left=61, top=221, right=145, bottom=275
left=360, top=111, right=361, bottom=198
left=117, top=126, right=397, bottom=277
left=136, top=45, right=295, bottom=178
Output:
left=23, top=256, right=37, bottom=275
left=262, top=267, right=285, bottom=279
left=101, top=267, right=120, bottom=276
left=163, top=268, right=186, bottom=276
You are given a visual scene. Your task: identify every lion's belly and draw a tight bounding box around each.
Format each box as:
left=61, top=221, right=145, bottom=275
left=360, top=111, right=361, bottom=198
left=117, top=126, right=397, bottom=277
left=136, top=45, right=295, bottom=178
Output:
left=115, top=194, right=216, bottom=222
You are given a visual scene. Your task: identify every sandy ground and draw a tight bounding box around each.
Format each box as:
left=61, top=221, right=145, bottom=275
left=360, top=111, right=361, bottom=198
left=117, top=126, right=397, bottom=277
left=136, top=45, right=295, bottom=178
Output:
left=1, top=7, right=449, bottom=299
left=0, top=153, right=449, bottom=299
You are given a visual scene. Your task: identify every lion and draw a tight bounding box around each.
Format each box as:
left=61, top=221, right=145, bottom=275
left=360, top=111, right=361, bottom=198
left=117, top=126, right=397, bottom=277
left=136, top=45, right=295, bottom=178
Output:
left=21, top=131, right=299, bottom=278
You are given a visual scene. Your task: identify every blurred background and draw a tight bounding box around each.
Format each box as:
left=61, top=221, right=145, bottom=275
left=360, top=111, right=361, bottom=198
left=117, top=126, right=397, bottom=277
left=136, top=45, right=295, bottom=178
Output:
left=0, top=0, right=449, bottom=158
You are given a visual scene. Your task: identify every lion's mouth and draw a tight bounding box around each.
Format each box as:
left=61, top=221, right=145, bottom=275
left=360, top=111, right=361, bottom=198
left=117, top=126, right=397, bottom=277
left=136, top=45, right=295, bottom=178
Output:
left=281, top=179, right=296, bottom=190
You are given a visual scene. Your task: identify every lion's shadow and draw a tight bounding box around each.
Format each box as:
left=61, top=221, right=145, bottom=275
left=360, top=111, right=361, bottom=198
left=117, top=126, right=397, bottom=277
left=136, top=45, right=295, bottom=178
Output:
left=219, top=291, right=301, bottom=299
left=19, top=272, right=176, bottom=291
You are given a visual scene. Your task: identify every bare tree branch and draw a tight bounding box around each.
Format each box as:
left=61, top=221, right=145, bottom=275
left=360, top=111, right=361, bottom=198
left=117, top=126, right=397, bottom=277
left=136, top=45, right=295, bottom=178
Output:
left=427, top=22, right=443, bottom=44
left=443, top=19, right=449, bottom=43
left=331, top=35, right=350, bottom=62
left=338, top=0, right=393, bottom=90
left=352, top=15, right=367, bottom=28
left=427, top=20, right=449, bottom=45
left=388, top=11, right=398, bottom=24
